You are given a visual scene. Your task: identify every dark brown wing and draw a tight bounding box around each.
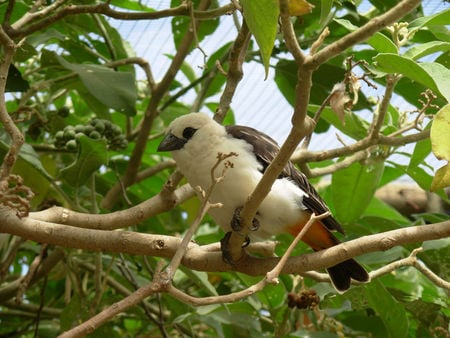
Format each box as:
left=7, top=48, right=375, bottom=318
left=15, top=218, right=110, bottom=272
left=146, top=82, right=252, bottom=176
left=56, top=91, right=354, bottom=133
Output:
left=226, top=125, right=344, bottom=234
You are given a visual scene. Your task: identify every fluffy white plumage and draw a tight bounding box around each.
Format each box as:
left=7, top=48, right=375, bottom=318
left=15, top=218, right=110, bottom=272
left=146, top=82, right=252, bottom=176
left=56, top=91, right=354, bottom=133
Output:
left=159, top=112, right=308, bottom=240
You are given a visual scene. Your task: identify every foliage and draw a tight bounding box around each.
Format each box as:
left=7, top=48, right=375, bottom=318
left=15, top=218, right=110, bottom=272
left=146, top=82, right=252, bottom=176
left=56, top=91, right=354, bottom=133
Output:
left=0, top=0, right=449, bottom=337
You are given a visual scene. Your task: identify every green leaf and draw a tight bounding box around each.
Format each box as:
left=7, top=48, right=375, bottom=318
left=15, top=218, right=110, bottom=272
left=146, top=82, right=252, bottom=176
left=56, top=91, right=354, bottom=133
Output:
left=373, top=54, right=450, bottom=102
left=110, top=0, right=155, bottom=11
left=331, top=157, right=384, bottom=224
left=362, top=197, right=410, bottom=225
left=259, top=282, right=286, bottom=308
left=319, top=105, right=370, bottom=140
left=179, top=268, right=218, bottom=296
left=57, top=56, right=137, bottom=116
left=408, top=137, right=431, bottom=171
left=6, top=64, right=30, bottom=92
left=171, top=0, right=219, bottom=50
left=241, top=0, right=279, bottom=78
left=365, top=279, right=409, bottom=338
left=409, top=8, right=450, bottom=29
left=403, top=41, right=450, bottom=60
left=320, top=0, right=334, bottom=26
left=367, top=33, right=398, bottom=54
left=0, top=132, right=52, bottom=182
left=61, top=135, right=109, bottom=187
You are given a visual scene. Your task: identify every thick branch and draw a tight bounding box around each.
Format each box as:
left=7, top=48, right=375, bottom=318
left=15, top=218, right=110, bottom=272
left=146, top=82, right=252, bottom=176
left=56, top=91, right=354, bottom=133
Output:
left=2, top=207, right=448, bottom=277
left=30, top=184, right=194, bottom=230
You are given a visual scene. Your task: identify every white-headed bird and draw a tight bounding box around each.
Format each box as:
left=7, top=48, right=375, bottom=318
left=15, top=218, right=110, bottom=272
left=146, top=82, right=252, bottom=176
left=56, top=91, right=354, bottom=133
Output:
left=158, top=113, right=369, bottom=291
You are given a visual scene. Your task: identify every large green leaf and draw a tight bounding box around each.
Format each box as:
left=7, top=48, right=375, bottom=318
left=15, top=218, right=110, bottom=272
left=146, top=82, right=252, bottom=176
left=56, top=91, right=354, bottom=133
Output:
left=365, top=279, right=409, bottom=338
left=331, top=157, right=384, bottom=224
left=61, top=135, right=108, bottom=187
left=241, top=0, right=279, bottom=78
left=57, top=56, right=137, bottom=116
left=373, top=54, right=450, bottom=102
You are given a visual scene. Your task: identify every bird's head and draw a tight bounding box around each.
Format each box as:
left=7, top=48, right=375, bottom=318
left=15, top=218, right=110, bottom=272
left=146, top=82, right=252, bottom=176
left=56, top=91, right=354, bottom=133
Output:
left=157, top=112, right=222, bottom=152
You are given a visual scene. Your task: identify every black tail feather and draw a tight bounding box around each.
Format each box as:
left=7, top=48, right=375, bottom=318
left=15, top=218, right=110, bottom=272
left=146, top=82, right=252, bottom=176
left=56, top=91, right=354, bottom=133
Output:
left=327, top=258, right=369, bottom=292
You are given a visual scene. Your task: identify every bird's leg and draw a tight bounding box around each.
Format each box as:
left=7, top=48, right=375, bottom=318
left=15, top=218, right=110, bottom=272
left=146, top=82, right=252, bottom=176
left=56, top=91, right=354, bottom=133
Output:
left=220, top=206, right=260, bottom=264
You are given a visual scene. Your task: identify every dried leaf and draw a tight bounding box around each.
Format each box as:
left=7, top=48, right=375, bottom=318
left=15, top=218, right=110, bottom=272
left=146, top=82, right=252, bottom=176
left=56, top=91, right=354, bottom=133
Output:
left=329, top=82, right=351, bottom=124
left=349, top=73, right=361, bottom=105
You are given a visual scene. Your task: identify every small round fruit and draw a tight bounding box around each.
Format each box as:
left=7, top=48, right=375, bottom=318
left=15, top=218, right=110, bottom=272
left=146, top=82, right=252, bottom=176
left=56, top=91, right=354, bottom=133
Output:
left=89, top=130, right=101, bottom=139
left=64, top=128, right=76, bottom=140
left=66, top=139, right=78, bottom=150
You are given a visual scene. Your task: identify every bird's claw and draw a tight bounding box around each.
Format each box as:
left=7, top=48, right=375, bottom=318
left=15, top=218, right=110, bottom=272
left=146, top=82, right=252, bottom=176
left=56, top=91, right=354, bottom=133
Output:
left=220, top=231, right=251, bottom=265
left=230, top=206, right=260, bottom=233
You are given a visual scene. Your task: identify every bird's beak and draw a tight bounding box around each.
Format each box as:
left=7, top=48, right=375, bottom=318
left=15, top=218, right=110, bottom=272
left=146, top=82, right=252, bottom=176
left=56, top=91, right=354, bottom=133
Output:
left=157, top=132, right=186, bottom=152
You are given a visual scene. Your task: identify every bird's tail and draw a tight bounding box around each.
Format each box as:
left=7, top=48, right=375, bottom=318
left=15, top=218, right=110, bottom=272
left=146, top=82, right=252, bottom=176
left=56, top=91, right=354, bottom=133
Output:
left=327, top=258, right=370, bottom=292
left=289, top=219, right=369, bottom=292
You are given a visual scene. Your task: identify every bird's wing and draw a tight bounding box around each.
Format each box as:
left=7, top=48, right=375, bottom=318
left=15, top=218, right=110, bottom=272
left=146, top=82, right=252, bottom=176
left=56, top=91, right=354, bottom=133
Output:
left=225, top=125, right=344, bottom=234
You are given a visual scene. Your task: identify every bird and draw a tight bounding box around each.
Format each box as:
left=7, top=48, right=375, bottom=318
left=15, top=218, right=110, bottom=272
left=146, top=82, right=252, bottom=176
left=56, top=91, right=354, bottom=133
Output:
left=157, top=112, right=369, bottom=292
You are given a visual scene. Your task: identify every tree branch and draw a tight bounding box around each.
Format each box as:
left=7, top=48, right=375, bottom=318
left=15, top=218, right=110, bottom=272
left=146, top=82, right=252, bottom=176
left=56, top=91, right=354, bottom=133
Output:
left=305, top=0, right=422, bottom=69
left=9, top=2, right=236, bottom=39
left=2, top=207, right=448, bottom=280
left=214, top=20, right=251, bottom=123
left=0, top=27, right=22, bottom=181
left=30, top=183, right=194, bottom=230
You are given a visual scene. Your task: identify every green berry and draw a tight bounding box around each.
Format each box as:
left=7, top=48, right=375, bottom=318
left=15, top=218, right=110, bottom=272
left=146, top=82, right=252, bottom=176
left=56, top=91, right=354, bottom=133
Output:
left=74, top=125, right=85, bottom=133
left=64, top=128, right=76, bottom=140
left=111, top=124, right=122, bottom=136
left=55, top=130, right=64, bottom=140
left=89, top=130, right=101, bottom=139
left=75, top=132, right=85, bottom=141
left=85, top=125, right=94, bottom=134
left=93, top=120, right=105, bottom=133
left=66, top=139, right=78, bottom=150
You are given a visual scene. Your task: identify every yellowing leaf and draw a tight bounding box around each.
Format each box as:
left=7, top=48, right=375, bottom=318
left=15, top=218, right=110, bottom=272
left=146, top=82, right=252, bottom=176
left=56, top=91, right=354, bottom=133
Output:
left=288, top=0, right=314, bottom=16
left=430, top=104, right=450, bottom=191
left=430, top=104, right=450, bottom=160
left=431, top=164, right=450, bottom=191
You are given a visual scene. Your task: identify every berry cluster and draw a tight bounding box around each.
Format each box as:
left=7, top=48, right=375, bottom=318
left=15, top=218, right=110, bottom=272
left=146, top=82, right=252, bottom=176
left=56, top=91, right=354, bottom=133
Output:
left=53, top=119, right=128, bottom=151
left=287, top=290, right=320, bottom=309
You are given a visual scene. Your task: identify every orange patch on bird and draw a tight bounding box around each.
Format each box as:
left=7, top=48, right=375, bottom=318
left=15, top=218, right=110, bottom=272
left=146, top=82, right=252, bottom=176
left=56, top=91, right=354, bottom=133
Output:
left=287, top=219, right=339, bottom=251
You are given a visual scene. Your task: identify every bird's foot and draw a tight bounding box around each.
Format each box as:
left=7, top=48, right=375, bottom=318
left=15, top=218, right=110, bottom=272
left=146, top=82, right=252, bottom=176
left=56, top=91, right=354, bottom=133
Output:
left=230, top=206, right=260, bottom=233
left=220, top=231, right=251, bottom=265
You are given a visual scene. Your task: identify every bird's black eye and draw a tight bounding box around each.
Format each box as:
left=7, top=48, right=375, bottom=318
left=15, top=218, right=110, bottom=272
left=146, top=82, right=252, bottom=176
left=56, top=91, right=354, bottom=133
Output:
left=182, top=127, right=197, bottom=140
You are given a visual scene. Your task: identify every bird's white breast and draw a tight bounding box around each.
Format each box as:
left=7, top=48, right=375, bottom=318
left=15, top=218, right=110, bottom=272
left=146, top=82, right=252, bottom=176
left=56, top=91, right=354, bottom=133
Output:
left=172, top=132, right=307, bottom=240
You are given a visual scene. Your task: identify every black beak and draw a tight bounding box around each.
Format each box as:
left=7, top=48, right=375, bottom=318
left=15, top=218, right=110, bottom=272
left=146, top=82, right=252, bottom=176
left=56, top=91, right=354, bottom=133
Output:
left=157, top=133, right=186, bottom=152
